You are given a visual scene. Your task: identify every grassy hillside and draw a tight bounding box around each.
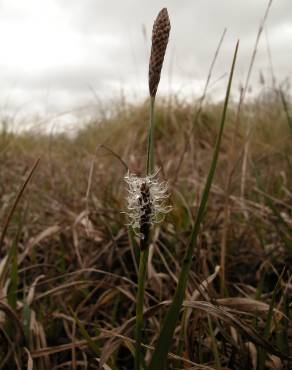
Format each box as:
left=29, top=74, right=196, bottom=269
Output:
left=0, top=92, right=291, bottom=369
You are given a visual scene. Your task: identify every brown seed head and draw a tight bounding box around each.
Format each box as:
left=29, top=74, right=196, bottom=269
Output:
left=149, top=8, right=171, bottom=97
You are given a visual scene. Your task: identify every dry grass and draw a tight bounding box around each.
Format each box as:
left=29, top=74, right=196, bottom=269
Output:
left=0, top=90, right=291, bottom=369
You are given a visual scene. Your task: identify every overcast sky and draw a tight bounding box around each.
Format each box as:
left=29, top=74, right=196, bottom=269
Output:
left=0, top=0, right=291, bottom=128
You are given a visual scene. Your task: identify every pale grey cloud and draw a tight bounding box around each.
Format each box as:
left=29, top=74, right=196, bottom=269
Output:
left=0, top=0, right=291, bottom=123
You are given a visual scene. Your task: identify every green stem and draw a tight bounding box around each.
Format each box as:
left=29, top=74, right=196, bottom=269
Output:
left=208, top=315, right=222, bottom=370
left=146, top=97, right=155, bottom=176
left=135, top=248, right=149, bottom=370
left=135, top=96, right=155, bottom=370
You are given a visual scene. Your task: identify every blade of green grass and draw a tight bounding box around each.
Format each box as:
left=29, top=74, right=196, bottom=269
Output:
left=207, top=315, right=221, bottom=370
left=280, top=290, right=290, bottom=368
left=23, top=302, right=31, bottom=346
left=7, top=228, right=19, bottom=311
left=70, top=308, right=100, bottom=356
left=7, top=207, right=27, bottom=311
left=258, top=268, right=285, bottom=370
left=148, top=40, right=239, bottom=370
left=0, top=158, right=40, bottom=254
left=0, top=159, right=40, bottom=291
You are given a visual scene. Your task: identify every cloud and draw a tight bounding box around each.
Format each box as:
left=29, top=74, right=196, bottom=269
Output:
left=0, top=0, right=291, bottom=121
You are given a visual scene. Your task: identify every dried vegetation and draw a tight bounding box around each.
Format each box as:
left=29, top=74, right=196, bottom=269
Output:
left=0, top=88, right=291, bottom=369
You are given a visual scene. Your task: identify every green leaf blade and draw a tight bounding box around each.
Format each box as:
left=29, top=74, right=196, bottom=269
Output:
left=148, top=40, right=239, bottom=370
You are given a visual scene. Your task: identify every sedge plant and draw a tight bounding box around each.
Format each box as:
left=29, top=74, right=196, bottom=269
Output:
left=124, top=8, right=171, bottom=370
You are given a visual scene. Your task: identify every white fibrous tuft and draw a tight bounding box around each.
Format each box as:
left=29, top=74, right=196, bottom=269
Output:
left=124, top=171, right=171, bottom=236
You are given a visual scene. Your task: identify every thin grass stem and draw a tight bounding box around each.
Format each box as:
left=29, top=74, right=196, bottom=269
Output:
left=135, top=96, right=155, bottom=370
left=146, top=97, right=155, bottom=175
left=207, top=315, right=222, bottom=370
left=135, top=248, right=149, bottom=370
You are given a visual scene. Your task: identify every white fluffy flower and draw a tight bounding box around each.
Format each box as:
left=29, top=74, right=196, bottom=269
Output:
left=124, top=171, right=171, bottom=237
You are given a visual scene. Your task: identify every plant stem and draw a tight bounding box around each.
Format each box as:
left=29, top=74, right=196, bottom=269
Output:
left=135, top=96, right=155, bottom=370
left=148, top=41, right=239, bottom=370
left=208, top=315, right=221, bottom=370
left=135, top=247, right=149, bottom=370
left=147, top=97, right=155, bottom=175
left=0, top=158, right=40, bottom=254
